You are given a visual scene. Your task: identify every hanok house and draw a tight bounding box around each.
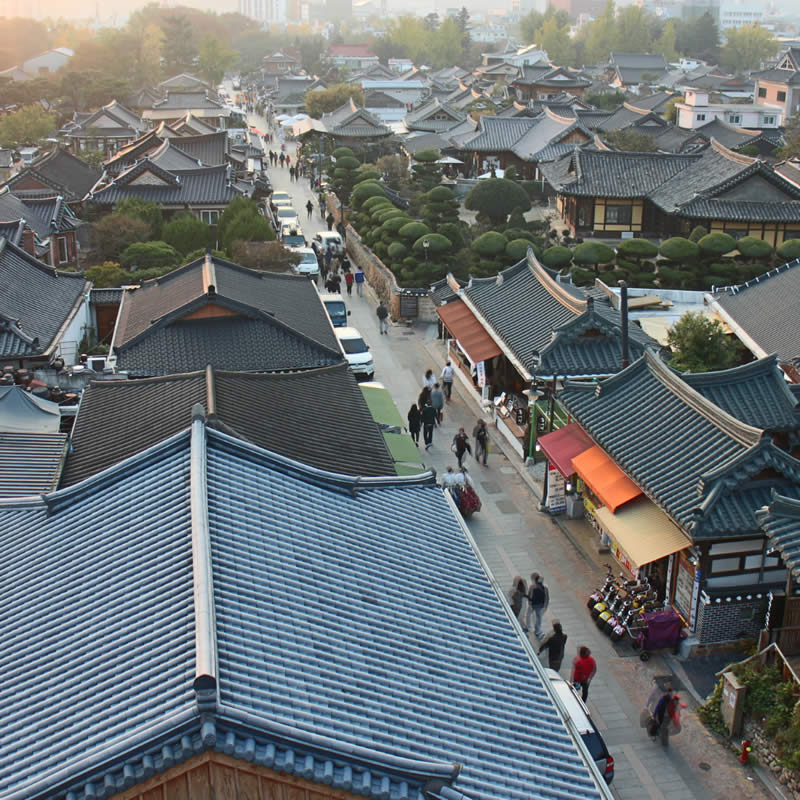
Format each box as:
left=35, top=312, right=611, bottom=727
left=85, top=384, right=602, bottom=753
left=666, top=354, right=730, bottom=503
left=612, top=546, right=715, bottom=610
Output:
left=459, top=109, right=592, bottom=179
left=293, top=99, right=392, bottom=155
left=432, top=250, right=656, bottom=458
left=404, top=98, right=468, bottom=133
left=0, top=413, right=611, bottom=800
left=581, top=103, right=695, bottom=154
left=262, top=51, right=298, bottom=76
left=2, top=146, right=101, bottom=211
left=511, top=64, right=591, bottom=103
left=709, top=259, right=800, bottom=382
left=559, top=353, right=800, bottom=648
left=142, top=91, right=231, bottom=129
left=0, top=187, right=81, bottom=267
left=607, top=52, right=670, bottom=92
left=540, top=139, right=800, bottom=244
left=0, top=237, right=91, bottom=368
left=85, top=159, right=246, bottom=226
left=107, top=253, right=343, bottom=377
left=60, top=363, right=396, bottom=487
left=60, top=99, right=146, bottom=157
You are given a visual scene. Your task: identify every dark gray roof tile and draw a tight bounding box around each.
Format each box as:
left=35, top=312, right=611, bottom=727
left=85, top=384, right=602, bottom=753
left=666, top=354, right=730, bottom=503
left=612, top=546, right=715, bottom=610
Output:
left=0, top=431, right=67, bottom=497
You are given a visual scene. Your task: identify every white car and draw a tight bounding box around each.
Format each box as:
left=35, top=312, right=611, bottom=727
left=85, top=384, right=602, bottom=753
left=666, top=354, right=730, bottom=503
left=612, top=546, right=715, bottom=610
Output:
left=271, top=191, right=291, bottom=204
left=281, top=224, right=306, bottom=251
left=274, top=207, right=299, bottom=230
left=312, top=231, right=344, bottom=257
left=292, top=247, right=319, bottom=277
left=335, top=326, right=374, bottom=380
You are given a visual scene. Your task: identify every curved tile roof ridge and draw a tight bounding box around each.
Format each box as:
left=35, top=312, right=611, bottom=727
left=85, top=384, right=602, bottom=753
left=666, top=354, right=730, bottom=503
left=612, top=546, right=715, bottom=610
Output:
left=709, top=136, right=758, bottom=165
left=527, top=249, right=587, bottom=315
left=720, top=258, right=800, bottom=296
left=544, top=106, right=578, bottom=125
left=679, top=353, right=788, bottom=391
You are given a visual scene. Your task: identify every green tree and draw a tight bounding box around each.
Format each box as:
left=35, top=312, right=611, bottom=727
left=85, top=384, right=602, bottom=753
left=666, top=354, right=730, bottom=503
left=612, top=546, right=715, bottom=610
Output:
left=605, top=130, right=658, bottom=152
left=697, top=232, right=737, bottom=258
left=116, top=198, right=163, bottom=240
left=472, top=231, right=508, bottom=257
left=84, top=261, right=128, bottom=288
left=223, top=211, right=275, bottom=255
left=120, top=241, right=180, bottom=270
left=0, top=106, right=56, bottom=148
left=777, top=113, right=800, bottom=159
left=536, top=17, right=576, bottom=66
left=659, top=237, right=699, bottom=262
left=617, top=238, right=658, bottom=261
left=579, top=0, right=617, bottom=66
left=777, top=239, right=800, bottom=260
left=585, top=90, right=626, bottom=110
left=736, top=236, right=772, bottom=261
left=465, top=178, right=531, bottom=226
left=424, top=12, right=440, bottom=30
left=305, top=84, right=365, bottom=118
left=197, top=35, right=236, bottom=86
left=162, top=14, right=197, bottom=75
left=688, top=225, right=708, bottom=243
left=573, top=241, right=615, bottom=275
left=162, top=214, right=214, bottom=255
left=655, top=20, right=679, bottom=63
left=331, top=149, right=362, bottom=208
left=668, top=311, right=739, bottom=372
left=411, top=149, right=442, bottom=192
left=675, top=13, right=719, bottom=62
left=93, top=214, right=151, bottom=261
left=541, top=245, right=573, bottom=268
left=721, top=24, right=777, bottom=73
left=616, top=6, right=653, bottom=54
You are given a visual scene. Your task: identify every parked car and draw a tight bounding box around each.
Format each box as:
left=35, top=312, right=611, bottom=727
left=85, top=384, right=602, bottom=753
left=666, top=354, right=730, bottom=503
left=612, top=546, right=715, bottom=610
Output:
left=312, top=231, right=344, bottom=257
left=335, top=326, right=374, bottom=380
left=292, top=247, right=319, bottom=277
left=273, top=206, right=299, bottom=231
left=544, top=669, right=614, bottom=785
left=318, top=291, right=350, bottom=328
left=271, top=191, right=291, bottom=205
left=281, top=224, right=306, bottom=250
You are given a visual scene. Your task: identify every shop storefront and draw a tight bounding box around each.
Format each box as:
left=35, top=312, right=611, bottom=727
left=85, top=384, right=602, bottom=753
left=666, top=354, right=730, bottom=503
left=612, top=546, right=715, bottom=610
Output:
left=536, top=423, right=594, bottom=513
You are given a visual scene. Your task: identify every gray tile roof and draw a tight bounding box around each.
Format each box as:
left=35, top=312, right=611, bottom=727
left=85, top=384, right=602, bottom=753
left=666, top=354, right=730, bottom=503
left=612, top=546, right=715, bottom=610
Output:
left=511, top=114, right=591, bottom=160
left=560, top=352, right=800, bottom=539
left=610, top=52, right=669, bottom=70
left=148, top=139, right=203, bottom=170
left=404, top=98, right=467, bottom=132
left=3, top=147, right=101, bottom=202
left=0, top=423, right=607, bottom=800
left=713, top=259, right=800, bottom=365
left=0, top=238, right=89, bottom=358
left=62, top=364, right=395, bottom=486
left=463, top=252, right=654, bottom=377
left=319, top=99, right=392, bottom=138
left=90, top=287, right=123, bottom=304
left=629, top=91, right=678, bottom=113
left=173, top=131, right=229, bottom=165
left=463, top=116, right=538, bottom=152
left=152, top=90, right=225, bottom=111
left=115, top=315, right=343, bottom=376
left=87, top=162, right=241, bottom=208
left=0, top=221, right=24, bottom=245
left=756, top=492, right=800, bottom=577
left=681, top=355, right=800, bottom=431
left=0, top=431, right=67, bottom=497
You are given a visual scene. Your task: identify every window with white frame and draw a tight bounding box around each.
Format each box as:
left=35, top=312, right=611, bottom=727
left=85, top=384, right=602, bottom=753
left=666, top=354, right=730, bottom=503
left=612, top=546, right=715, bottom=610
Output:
left=200, top=210, right=219, bottom=225
left=57, top=236, right=68, bottom=264
left=696, top=113, right=706, bottom=121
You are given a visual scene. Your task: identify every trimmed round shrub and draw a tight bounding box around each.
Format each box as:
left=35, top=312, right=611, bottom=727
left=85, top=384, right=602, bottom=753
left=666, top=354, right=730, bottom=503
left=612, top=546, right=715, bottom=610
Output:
left=387, top=242, right=408, bottom=260
left=616, top=238, right=658, bottom=261
left=362, top=195, right=392, bottom=212
left=335, top=156, right=360, bottom=171
left=571, top=267, right=595, bottom=285
left=373, top=241, right=388, bottom=258
left=777, top=238, right=800, bottom=260
left=333, top=146, right=354, bottom=159
left=659, top=237, right=699, bottom=262
left=381, top=216, right=412, bottom=234
left=472, top=231, right=508, bottom=257
left=399, top=221, right=432, bottom=242
left=541, top=245, right=573, bottom=268
left=413, top=233, right=452, bottom=254
left=688, top=225, right=708, bottom=243
left=120, top=241, right=180, bottom=270
left=413, top=149, right=440, bottom=163
left=439, top=222, right=465, bottom=250
left=736, top=236, right=772, bottom=260
left=375, top=208, right=406, bottom=223
left=573, top=241, right=615, bottom=268
left=697, top=232, right=737, bottom=257
left=402, top=257, right=418, bottom=268
left=426, top=185, right=457, bottom=202
left=505, top=238, right=535, bottom=262
left=464, top=178, right=531, bottom=225
left=356, top=169, right=381, bottom=183
left=352, top=181, right=385, bottom=207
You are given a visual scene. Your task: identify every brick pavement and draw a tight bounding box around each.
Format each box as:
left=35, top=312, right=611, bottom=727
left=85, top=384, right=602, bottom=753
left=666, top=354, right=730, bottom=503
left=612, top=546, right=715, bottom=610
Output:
left=255, top=115, right=776, bottom=800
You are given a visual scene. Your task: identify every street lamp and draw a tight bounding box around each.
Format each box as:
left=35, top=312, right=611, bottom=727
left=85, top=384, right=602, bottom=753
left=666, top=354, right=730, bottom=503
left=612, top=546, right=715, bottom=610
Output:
left=422, top=237, right=430, bottom=262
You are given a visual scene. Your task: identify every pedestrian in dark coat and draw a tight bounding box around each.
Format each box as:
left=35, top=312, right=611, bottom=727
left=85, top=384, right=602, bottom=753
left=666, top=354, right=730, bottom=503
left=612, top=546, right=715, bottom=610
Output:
left=289, top=165, right=295, bottom=181
left=452, top=427, right=471, bottom=468
left=421, top=403, right=437, bottom=449
left=326, top=212, right=335, bottom=231
left=509, top=576, right=528, bottom=621
left=526, top=572, right=550, bottom=639
left=431, top=383, right=444, bottom=425
left=539, top=621, right=567, bottom=671
left=407, top=404, right=421, bottom=445
left=473, top=419, right=489, bottom=465
left=418, top=385, right=431, bottom=409
left=306, top=200, right=313, bottom=218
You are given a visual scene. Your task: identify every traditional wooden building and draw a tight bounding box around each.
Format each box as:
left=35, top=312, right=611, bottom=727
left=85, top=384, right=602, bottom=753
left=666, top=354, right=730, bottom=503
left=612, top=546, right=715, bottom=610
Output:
left=511, top=64, right=591, bottom=102
left=540, top=139, right=800, bottom=244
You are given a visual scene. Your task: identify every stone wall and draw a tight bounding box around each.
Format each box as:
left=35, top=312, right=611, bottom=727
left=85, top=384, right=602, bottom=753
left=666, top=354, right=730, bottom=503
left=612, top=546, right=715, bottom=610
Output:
left=743, top=719, right=800, bottom=798
left=695, top=594, right=769, bottom=644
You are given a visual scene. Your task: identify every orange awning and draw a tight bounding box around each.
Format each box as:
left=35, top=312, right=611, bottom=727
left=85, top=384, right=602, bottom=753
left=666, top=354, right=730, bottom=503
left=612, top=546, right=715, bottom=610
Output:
left=537, top=423, right=594, bottom=478
left=572, top=446, right=642, bottom=512
left=437, top=299, right=502, bottom=364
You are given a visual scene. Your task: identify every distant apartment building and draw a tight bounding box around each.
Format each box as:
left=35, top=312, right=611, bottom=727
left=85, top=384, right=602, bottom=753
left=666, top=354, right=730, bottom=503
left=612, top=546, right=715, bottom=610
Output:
left=676, top=88, right=782, bottom=128
left=238, top=0, right=287, bottom=25
left=719, top=0, right=763, bottom=30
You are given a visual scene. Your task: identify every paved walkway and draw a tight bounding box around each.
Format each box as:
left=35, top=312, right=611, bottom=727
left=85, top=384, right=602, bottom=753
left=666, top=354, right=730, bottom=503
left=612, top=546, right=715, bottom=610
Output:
left=252, top=112, right=777, bottom=800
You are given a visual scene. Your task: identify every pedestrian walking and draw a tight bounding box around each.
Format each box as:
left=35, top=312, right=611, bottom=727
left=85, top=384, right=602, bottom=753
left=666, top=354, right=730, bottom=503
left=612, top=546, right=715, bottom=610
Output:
left=473, top=419, right=489, bottom=466
left=407, top=404, right=421, bottom=445
left=279, top=153, right=285, bottom=167
left=317, top=250, right=325, bottom=279
left=441, top=361, right=454, bottom=401
left=289, top=165, right=295, bottom=182
left=451, top=427, right=471, bottom=468
left=423, top=369, right=436, bottom=390
left=324, top=246, right=333, bottom=275
left=418, top=385, right=431, bottom=409
left=306, top=200, right=313, bottom=219
left=354, top=266, right=365, bottom=296
left=376, top=301, right=389, bottom=334
left=525, top=572, right=549, bottom=639
left=341, top=253, right=351, bottom=273
left=644, top=682, right=684, bottom=747
left=509, top=576, right=528, bottom=622
left=326, top=212, right=335, bottom=231
left=431, top=383, right=444, bottom=424
left=421, top=402, right=437, bottom=449
left=344, top=270, right=354, bottom=296
left=571, top=646, right=597, bottom=702
left=538, top=620, right=567, bottom=671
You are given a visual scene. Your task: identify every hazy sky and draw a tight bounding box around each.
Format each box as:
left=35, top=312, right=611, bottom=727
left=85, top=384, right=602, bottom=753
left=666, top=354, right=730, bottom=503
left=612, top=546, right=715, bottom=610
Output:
left=0, top=0, right=238, bottom=22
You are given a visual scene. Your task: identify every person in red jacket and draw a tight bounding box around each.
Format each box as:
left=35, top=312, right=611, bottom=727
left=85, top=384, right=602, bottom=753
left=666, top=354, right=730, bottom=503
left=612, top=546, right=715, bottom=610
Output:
left=571, top=646, right=597, bottom=701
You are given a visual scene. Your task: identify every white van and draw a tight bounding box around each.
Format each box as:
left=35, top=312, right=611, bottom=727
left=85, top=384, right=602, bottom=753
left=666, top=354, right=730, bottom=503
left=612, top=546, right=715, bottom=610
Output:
left=335, top=326, right=374, bottom=380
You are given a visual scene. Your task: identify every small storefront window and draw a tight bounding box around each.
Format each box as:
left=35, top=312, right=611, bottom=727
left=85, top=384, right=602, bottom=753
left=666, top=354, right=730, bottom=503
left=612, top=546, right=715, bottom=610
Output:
left=605, top=205, right=632, bottom=225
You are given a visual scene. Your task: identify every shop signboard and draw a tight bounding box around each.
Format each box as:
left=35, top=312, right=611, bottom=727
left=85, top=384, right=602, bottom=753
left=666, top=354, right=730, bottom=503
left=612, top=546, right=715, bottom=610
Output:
left=476, top=360, right=486, bottom=387
left=547, top=464, right=566, bottom=513
left=673, top=552, right=696, bottom=624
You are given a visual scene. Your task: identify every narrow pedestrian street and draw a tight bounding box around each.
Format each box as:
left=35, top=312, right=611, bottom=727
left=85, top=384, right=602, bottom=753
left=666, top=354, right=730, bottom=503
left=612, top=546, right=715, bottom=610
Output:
left=251, top=108, right=777, bottom=800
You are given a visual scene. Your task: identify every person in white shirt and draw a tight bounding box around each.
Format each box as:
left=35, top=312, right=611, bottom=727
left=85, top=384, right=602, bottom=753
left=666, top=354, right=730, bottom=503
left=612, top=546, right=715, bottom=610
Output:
left=441, top=361, right=454, bottom=401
